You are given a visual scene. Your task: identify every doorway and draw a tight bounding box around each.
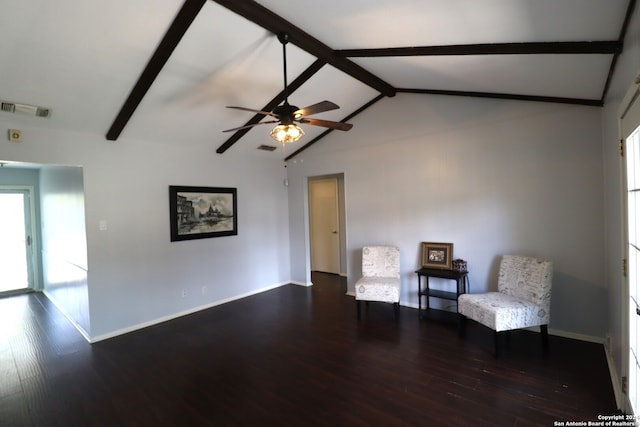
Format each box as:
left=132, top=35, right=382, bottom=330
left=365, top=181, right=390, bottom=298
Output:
left=622, top=73, right=640, bottom=415
left=0, top=187, right=36, bottom=293
left=308, top=175, right=346, bottom=276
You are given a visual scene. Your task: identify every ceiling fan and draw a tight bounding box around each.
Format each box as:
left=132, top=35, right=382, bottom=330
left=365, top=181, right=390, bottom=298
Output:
left=223, top=32, right=353, bottom=143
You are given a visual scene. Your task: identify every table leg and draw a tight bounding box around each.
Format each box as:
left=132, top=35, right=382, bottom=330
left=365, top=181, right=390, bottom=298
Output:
left=425, top=276, right=430, bottom=310
left=417, top=275, right=422, bottom=313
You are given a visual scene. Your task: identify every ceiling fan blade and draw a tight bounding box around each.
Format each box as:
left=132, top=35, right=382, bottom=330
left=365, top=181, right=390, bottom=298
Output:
left=299, top=118, right=353, bottom=131
left=222, top=121, right=278, bottom=133
left=294, top=100, right=339, bottom=118
left=226, top=106, right=278, bottom=118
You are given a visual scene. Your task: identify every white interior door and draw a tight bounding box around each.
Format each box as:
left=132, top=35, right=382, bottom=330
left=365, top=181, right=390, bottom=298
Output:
left=0, top=188, right=34, bottom=293
left=622, top=74, right=640, bottom=415
left=309, top=178, right=340, bottom=274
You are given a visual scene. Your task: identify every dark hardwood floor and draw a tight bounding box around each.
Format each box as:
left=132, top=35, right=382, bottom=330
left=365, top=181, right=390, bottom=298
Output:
left=0, top=273, right=618, bottom=426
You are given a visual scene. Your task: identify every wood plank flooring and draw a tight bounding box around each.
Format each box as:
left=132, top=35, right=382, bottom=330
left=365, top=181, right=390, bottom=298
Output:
left=0, top=273, right=619, bottom=426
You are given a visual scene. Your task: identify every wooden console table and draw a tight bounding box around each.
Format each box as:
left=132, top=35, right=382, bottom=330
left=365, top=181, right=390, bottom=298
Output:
left=415, top=267, right=469, bottom=321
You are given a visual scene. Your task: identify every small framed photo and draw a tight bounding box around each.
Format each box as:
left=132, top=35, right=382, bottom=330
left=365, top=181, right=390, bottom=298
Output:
left=421, top=242, right=453, bottom=270
left=169, top=186, right=237, bottom=241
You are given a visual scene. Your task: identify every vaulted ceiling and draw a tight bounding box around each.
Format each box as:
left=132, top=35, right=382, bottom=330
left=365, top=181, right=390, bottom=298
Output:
left=0, top=1, right=635, bottom=160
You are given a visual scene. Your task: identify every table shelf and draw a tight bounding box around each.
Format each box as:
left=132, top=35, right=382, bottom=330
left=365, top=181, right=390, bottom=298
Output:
left=419, top=289, right=458, bottom=301
left=415, top=267, right=469, bottom=321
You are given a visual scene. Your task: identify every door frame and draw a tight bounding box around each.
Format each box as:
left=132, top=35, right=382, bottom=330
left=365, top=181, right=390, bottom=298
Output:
left=619, top=70, right=640, bottom=414
left=307, top=173, right=347, bottom=277
left=0, top=185, right=39, bottom=292
left=308, top=177, right=340, bottom=274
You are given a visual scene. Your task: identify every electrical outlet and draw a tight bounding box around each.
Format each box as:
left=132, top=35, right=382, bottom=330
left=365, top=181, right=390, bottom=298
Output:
left=181, top=289, right=187, bottom=298
left=8, top=129, right=22, bottom=142
left=202, top=286, right=207, bottom=295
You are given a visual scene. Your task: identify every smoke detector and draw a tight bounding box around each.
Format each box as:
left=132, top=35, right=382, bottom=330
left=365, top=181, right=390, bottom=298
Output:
left=1, top=100, right=51, bottom=118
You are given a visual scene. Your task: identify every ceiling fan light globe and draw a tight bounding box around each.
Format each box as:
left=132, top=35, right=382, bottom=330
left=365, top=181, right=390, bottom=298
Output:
left=271, top=124, right=304, bottom=143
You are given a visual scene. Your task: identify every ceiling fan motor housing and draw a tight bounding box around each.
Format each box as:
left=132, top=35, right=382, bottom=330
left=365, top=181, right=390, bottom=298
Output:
left=273, top=103, right=300, bottom=124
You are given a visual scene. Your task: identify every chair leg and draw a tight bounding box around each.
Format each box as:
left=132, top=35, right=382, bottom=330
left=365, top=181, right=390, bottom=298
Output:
left=494, top=331, right=501, bottom=358
left=458, top=314, right=466, bottom=337
left=540, top=324, right=549, bottom=354
left=357, top=300, right=361, bottom=320
left=393, top=302, right=399, bottom=322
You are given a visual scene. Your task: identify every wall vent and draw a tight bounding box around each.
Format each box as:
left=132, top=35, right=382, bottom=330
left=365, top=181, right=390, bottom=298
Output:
left=257, top=144, right=277, bottom=152
left=0, top=101, right=51, bottom=118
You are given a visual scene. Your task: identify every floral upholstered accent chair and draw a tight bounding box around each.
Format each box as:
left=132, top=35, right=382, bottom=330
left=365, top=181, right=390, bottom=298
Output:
left=457, top=255, right=553, bottom=357
left=355, top=246, right=401, bottom=321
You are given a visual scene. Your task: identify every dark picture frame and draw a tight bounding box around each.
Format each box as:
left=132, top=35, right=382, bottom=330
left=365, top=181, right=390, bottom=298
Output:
left=169, top=186, right=237, bottom=241
left=421, top=242, right=453, bottom=270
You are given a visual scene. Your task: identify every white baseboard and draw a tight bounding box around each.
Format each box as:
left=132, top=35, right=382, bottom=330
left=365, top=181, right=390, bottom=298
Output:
left=604, top=345, right=626, bottom=411
left=56, top=281, right=609, bottom=354
left=545, top=328, right=604, bottom=344
left=384, top=298, right=608, bottom=344
left=290, top=280, right=313, bottom=287
left=42, top=290, right=92, bottom=343
left=89, top=281, right=290, bottom=343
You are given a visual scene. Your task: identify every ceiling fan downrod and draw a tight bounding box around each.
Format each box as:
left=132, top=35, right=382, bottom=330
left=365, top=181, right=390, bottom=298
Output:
left=222, top=31, right=352, bottom=137
left=278, top=32, right=290, bottom=105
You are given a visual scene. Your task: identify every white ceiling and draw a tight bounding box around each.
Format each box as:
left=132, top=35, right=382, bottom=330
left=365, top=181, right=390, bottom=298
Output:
left=0, top=0, right=632, bottom=158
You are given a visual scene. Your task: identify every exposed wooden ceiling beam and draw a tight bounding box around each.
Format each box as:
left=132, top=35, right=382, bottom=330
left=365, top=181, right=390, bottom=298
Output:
left=106, top=0, right=629, bottom=154
left=216, top=59, right=326, bottom=154
left=105, top=0, right=206, bottom=141
left=601, top=0, right=637, bottom=102
left=396, top=88, right=603, bottom=107
left=211, top=0, right=395, bottom=97
left=337, top=41, right=622, bottom=58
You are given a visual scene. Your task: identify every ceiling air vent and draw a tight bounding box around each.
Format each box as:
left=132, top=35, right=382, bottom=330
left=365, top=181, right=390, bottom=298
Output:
left=0, top=101, right=51, bottom=118
left=1, top=102, right=15, bottom=113
left=257, top=144, right=277, bottom=152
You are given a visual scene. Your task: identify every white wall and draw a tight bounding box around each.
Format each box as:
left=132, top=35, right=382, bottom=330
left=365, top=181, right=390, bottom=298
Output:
left=0, top=126, right=291, bottom=340
left=287, top=93, right=605, bottom=339
left=602, top=2, right=640, bottom=406
left=40, top=165, right=90, bottom=337
left=0, top=36, right=631, bottom=357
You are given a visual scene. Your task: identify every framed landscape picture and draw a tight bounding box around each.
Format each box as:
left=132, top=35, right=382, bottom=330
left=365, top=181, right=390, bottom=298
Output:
left=421, top=242, right=453, bottom=270
left=169, top=186, right=237, bottom=241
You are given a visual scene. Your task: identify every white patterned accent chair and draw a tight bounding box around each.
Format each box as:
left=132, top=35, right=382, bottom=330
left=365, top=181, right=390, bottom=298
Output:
left=457, top=255, right=553, bottom=357
left=355, top=246, right=401, bottom=321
